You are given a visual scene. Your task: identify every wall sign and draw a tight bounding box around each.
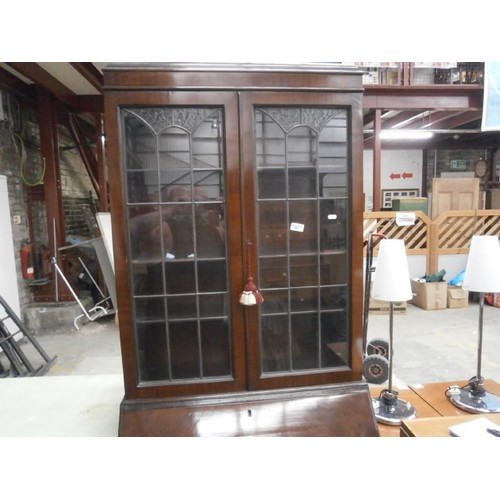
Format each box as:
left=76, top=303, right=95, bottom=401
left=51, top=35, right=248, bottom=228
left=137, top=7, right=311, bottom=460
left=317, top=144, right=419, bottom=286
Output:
left=451, top=159, right=467, bottom=171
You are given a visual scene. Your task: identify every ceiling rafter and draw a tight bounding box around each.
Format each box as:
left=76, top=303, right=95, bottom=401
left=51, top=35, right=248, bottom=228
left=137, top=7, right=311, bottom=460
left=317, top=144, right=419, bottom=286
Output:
left=5, top=62, right=78, bottom=108
left=1, top=62, right=495, bottom=148
left=0, top=66, right=33, bottom=100
left=378, top=110, right=427, bottom=129
left=361, top=84, right=490, bottom=147
left=418, top=110, right=465, bottom=129
left=428, top=110, right=482, bottom=129
left=70, top=62, right=103, bottom=92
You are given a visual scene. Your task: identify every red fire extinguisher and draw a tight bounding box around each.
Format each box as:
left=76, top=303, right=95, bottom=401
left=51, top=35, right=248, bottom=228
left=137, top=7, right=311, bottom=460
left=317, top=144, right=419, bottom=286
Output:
left=20, top=241, right=35, bottom=280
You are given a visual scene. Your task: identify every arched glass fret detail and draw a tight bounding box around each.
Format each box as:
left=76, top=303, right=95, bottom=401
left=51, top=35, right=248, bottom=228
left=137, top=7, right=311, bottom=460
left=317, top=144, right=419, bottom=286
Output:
left=126, top=108, right=219, bottom=135
left=258, top=107, right=346, bottom=134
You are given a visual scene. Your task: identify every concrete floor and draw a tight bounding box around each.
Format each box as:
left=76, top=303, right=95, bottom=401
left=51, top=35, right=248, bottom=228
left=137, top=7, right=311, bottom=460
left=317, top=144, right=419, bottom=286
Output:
left=368, top=301, right=500, bottom=386
left=0, top=315, right=123, bottom=437
left=1, top=301, right=499, bottom=436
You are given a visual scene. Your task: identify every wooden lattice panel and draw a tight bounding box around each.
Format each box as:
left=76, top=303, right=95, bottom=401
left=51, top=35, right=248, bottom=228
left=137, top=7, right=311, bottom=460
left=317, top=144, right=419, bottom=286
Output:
left=363, top=209, right=500, bottom=275
left=435, top=210, right=500, bottom=254
left=363, top=211, right=430, bottom=255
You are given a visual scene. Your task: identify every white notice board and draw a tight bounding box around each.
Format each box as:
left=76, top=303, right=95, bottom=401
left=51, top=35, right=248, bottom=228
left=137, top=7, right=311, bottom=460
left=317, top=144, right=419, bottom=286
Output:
left=0, top=175, right=21, bottom=317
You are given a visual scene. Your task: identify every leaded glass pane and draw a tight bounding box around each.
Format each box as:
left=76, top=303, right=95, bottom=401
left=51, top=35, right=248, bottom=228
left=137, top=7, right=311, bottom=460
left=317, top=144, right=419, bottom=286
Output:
left=122, top=106, right=231, bottom=383
left=256, top=106, right=350, bottom=374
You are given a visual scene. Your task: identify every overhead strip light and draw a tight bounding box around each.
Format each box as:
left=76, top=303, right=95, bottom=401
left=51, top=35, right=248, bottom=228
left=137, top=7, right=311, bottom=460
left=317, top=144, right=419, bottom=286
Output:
left=380, top=130, right=434, bottom=140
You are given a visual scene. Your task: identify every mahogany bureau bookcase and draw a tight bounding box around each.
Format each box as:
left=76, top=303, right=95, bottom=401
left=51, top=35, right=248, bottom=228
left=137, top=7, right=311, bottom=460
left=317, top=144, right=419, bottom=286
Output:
left=102, top=63, right=376, bottom=436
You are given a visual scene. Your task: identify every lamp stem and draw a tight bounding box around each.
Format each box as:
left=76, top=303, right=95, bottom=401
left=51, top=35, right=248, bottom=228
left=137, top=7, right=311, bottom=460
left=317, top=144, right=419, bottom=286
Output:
left=477, top=292, right=484, bottom=381
left=387, top=301, right=394, bottom=392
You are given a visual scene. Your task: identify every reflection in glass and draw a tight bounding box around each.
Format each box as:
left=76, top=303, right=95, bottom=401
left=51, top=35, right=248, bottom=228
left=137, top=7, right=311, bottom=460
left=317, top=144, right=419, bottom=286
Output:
left=289, top=200, right=318, bottom=254
left=259, top=201, right=287, bottom=255
left=201, top=320, right=231, bottom=377
left=167, top=295, right=197, bottom=319
left=199, top=294, right=226, bottom=317
left=170, top=321, right=200, bottom=379
left=261, top=314, right=290, bottom=372
left=320, top=254, right=347, bottom=285
left=137, top=323, right=169, bottom=381
left=290, top=255, right=318, bottom=287
left=289, top=168, right=317, bottom=198
left=132, top=262, right=164, bottom=296
left=320, top=286, right=348, bottom=310
left=135, top=297, right=165, bottom=321
left=320, top=199, right=347, bottom=251
left=260, top=289, right=288, bottom=315
left=258, top=168, right=286, bottom=199
left=291, top=314, right=319, bottom=370
left=256, top=106, right=350, bottom=374
left=290, top=287, right=318, bottom=311
left=122, top=106, right=231, bottom=383
left=259, top=257, right=288, bottom=289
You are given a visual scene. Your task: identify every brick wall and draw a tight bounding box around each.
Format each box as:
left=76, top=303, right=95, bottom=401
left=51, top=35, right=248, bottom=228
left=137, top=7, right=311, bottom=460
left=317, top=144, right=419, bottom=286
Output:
left=0, top=89, right=98, bottom=310
left=425, top=148, right=488, bottom=194
left=0, top=91, right=32, bottom=310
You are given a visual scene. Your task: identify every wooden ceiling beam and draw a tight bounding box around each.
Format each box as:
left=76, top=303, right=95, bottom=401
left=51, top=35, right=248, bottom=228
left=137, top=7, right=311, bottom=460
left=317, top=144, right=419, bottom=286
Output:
left=5, top=62, right=78, bottom=108
left=427, top=110, right=482, bottom=129
left=363, top=110, right=376, bottom=126
left=418, top=110, right=464, bottom=129
left=379, top=110, right=427, bottom=129
left=70, top=62, right=103, bottom=92
left=363, top=85, right=483, bottom=111
left=73, top=95, right=104, bottom=113
left=364, top=93, right=478, bottom=110
left=63, top=112, right=99, bottom=194
left=0, top=66, right=34, bottom=100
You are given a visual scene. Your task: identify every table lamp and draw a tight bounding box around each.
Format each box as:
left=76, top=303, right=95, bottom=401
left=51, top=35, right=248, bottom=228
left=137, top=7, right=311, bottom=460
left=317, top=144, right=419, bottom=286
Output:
left=446, top=235, right=500, bottom=413
left=370, top=238, right=416, bottom=425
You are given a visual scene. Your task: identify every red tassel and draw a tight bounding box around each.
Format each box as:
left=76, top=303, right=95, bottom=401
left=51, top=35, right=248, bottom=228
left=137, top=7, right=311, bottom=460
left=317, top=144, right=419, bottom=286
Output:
left=239, top=276, right=264, bottom=306
left=239, top=242, right=264, bottom=306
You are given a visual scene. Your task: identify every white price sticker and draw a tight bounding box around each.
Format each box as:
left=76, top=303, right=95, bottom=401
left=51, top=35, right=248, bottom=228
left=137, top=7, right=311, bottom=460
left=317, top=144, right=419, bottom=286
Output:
left=396, top=212, right=416, bottom=226
left=290, top=222, right=305, bottom=232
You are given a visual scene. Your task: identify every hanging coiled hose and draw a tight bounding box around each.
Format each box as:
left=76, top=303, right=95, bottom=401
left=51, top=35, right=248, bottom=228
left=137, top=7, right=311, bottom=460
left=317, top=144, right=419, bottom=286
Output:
left=11, top=131, right=45, bottom=186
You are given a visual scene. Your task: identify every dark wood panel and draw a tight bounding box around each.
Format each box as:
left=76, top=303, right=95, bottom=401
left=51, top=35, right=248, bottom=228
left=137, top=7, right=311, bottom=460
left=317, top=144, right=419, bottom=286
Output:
left=103, top=63, right=365, bottom=93
left=119, top=382, right=379, bottom=437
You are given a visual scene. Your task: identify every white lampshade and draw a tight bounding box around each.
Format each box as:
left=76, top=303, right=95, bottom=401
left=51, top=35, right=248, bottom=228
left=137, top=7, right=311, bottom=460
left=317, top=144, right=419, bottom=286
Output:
left=371, top=239, right=413, bottom=302
left=463, top=235, right=500, bottom=292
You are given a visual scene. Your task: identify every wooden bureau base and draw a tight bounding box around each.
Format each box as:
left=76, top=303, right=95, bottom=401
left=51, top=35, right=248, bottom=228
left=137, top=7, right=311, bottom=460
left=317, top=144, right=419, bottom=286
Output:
left=119, top=382, right=380, bottom=437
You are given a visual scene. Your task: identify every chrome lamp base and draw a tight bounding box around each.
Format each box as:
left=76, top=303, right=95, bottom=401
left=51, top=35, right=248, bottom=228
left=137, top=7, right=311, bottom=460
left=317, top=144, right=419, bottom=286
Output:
left=372, top=389, right=417, bottom=426
left=447, top=377, right=500, bottom=414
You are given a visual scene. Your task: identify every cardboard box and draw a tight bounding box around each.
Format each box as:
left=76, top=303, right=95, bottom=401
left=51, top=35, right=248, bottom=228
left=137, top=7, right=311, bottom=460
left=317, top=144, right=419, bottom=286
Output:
left=369, top=296, right=406, bottom=315
left=369, top=283, right=406, bottom=314
left=447, top=285, right=469, bottom=308
left=410, top=280, right=447, bottom=310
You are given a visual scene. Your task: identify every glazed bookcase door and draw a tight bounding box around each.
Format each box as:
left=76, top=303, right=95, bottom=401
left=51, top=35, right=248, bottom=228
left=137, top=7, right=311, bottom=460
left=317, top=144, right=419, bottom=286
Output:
left=107, top=86, right=362, bottom=399
left=240, top=92, right=363, bottom=390
left=107, top=92, right=246, bottom=398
